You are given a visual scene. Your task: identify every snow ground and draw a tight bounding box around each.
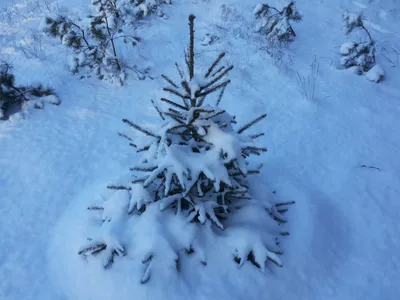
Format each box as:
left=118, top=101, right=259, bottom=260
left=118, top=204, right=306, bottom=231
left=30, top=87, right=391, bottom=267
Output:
left=1, top=0, right=400, bottom=299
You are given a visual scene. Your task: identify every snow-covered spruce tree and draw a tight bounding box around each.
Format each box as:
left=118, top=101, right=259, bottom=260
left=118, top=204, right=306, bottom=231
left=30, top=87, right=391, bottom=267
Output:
left=253, top=1, right=302, bottom=46
left=340, top=12, right=384, bottom=82
left=43, top=0, right=171, bottom=85
left=78, top=14, right=292, bottom=283
left=0, top=62, right=60, bottom=120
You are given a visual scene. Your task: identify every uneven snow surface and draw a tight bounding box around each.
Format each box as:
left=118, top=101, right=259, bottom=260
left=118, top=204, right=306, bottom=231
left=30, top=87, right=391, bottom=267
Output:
left=1, top=0, right=400, bottom=299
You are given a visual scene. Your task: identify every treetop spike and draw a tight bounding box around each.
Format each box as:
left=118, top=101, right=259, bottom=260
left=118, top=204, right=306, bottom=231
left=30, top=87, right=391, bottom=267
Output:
left=189, top=14, right=196, bottom=22
left=188, top=14, right=196, bottom=80
left=188, top=14, right=196, bottom=81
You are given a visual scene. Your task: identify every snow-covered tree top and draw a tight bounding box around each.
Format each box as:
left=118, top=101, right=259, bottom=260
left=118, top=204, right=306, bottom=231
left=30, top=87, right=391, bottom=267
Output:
left=343, top=12, right=364, bottom=35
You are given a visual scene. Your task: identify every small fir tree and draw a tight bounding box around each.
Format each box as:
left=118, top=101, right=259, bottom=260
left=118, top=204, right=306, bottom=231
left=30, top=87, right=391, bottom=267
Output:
left=340, top=12, right=384, bottom=82
left=43, top=0, right=171, bottom=85
left=78, top=15, right=292, bottom=283
left=253, top=1, right=302, bottom=46
left=0, top=62, right=60, bottom=120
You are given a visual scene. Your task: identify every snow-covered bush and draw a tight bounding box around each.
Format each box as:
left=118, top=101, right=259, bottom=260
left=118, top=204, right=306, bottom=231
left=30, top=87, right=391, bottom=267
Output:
left=340, top=12, right=384, bottom=82
left=78, top=15, right=292, bottom=283
left=253, top=1, right=302, bottom=46
left=43, top=0, right=171, bottom=85
left=0, top=62, right=60, bottom=120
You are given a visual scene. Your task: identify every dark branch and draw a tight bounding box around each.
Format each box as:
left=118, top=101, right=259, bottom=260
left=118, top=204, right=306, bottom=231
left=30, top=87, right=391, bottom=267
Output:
left=163, top=87, right=190, bottom=101
left=151, top=99, right=165, bottom=120
left=118, top=132, right=134, bottom=142
left=160, top=97, right=188, bottom=110
left=249, top=133, right=265, bottom=140
left=237, top=114, right=267, bottom=134
left=205, top=52, right=225, bottom=77
left=107, top=185, right=132, bottom=190
left=195, top=80, right=230, bottom=98
left=123, top=119, right=161, bottom=139
left=201, top=65, right=233, bottom=91
left=216, top=84, right=226, bottom=106
left=161, top=74, right=179, bottom=89
left=175, top=62, right=184, bottom=79
left=130, top=167, right=157, bottom=172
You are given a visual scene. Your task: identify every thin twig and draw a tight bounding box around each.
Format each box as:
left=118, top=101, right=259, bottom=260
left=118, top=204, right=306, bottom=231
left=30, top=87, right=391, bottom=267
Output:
left=160, top=97, right=188, bottom=110
left=151, top=99, right=165, bottom=120
left=360, top=164, right=381, bottom=171
left=205, top=52, right=225, bottom=77
left=161, top=74, right=179, bottom=89
left=195, top=80, right=230, bottom=98
left=123, top=119, right=161, bottom=139
left=237, top=114, right=267, bottom=134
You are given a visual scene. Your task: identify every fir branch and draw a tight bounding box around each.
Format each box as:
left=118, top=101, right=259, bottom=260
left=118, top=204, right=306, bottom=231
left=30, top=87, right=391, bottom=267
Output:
left=107, top=185, right=132, bottom=190
left=163, top=87, right=190, bottom=101
left=247, top=169, right=261, bottom=175
left=167, top=128, right=190, bottom=137
left=168, top=108, right=186, bottom=116
left=78, top=243, right=106, bottom=255
left=212, top=66, right=225, bottom=77
left=192, top=107, right=215, bottom=114
left=118, top=132, right=134, bottom=142
left=169, top=113, right=187, bottom=126
left=275, top=201, right=296, bottom=207
left=87, top=206, right=104, bottom=210
left=132, top=178, right=147, bottom=184
left=69, top=20, right=91, bottom=48
left=181, top=80, right=192, bottom=100
left=271, top=213, right=287, bottom=224
left=205, top=52, right=225, bottom=77
left=136, top=145, right=151, bottom=152
left=247, top=252, right=262, bottom=269
left=123, top=119, right=161, bottom=139
left=237, top=114, right=267, bottom=134
left=164, top=112, right=186, bottom=124
left=216, top=84, right=226, bottom=107
left=175, top=62, right=184, bottom=79
left=243, top=146, right=268, bottom=152
left=201, top=65, right=233, bottom=92
left=249, top=133, right=265, bottom=140
left=9, top=85, right=29, bottom=102
left=268, top=256, right=283, bottom=268
left=166, top=124, right=188, bottom=133
left=151, top=99, right=165, bottom=120
left=0, top=63, right=29, bottom=102
left=197, top=96, right=206, bottom=107
left=360, top=24, right=374, bottom=52
left=195, top=80, right=230, bottom=98
left=360, top=164, right=381, bottom=171
left=161, top=74, right=179, bottom=89
left=160, top=97, right=188, bottom=110
left=103, top=250, right=117, bottom=269
left=141, top=257, right=153, bottom=284
left=130, top=167, right=157, bottom=172
left=204, top=109, right=226, bottom=120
